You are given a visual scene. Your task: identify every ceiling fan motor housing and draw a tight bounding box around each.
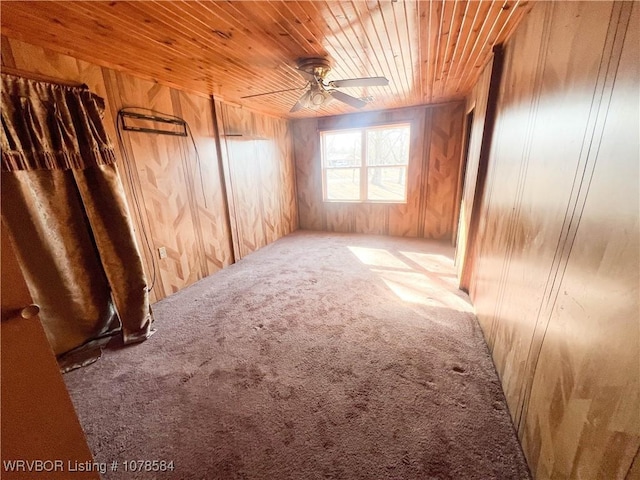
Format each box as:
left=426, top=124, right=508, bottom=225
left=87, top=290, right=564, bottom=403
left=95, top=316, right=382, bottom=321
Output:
left=240, top=56, right=388, bottom=112
left=288, top=57, right=389, bottom=112
left=296, top=57, right=332, bottom=80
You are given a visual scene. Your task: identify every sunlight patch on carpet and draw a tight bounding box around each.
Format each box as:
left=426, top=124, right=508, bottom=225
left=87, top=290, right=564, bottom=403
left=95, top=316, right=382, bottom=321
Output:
left=347, top=246, right=413, bottom=270
left=348, top=245, right=472, bottom=312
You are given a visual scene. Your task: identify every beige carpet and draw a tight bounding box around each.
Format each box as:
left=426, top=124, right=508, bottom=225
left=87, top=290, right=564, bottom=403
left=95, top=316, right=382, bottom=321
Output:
left=64, top=231, right=531, bottom=480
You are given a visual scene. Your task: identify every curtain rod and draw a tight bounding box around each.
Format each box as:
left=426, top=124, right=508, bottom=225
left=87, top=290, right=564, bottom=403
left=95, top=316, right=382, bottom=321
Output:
left=1, top=66, right=84, bottom=88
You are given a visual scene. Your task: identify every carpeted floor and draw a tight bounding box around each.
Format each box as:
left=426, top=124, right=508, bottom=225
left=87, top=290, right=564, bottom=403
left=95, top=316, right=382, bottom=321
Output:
left=64, top=231, right=531, bottom=480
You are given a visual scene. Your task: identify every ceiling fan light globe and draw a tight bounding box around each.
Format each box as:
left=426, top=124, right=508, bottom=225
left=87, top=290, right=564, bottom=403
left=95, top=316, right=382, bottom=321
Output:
left=310, top=92, right=325, bottom=106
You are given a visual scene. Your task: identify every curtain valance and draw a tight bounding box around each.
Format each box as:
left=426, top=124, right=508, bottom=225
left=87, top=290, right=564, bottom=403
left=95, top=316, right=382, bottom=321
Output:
left=1, top=73, right=116, bottom=171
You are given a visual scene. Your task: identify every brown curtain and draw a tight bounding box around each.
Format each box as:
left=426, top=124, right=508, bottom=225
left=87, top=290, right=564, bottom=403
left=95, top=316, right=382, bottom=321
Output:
left=1, top=73, right=152, bottom=368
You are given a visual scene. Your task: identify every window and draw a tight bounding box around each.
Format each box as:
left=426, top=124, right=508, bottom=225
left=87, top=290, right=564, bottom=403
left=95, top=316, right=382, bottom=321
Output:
left=321, top=124, right=410, bottom=203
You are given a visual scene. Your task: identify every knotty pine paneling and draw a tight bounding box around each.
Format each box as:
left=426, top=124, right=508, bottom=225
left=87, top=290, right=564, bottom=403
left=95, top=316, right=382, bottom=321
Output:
left=292, top=103, right=464, bottom=241
left=1, top=37, right=234, bottom=303
left=464, top=2, right=639, bottom=478
left=216, top=103, right=298, bottom=260
left=0, top=1, right=532, bottom=119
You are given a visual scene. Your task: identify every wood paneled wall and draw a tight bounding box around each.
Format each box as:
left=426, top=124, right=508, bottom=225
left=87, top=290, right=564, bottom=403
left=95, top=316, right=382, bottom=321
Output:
left=292, top=103, right=465, bottom=240
left=215, top=102, right=298, bottom=260
left=1, top=37, right=295, bottom=303
left=101, top=71, right=234, bottom=302
left=455, top=59, right=492, bottom=279
left=463, top=2, right=639, bottom=478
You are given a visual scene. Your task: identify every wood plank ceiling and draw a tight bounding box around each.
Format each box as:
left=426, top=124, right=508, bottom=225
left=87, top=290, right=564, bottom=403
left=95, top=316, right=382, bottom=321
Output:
left=0, top=1, right=530, bottom=119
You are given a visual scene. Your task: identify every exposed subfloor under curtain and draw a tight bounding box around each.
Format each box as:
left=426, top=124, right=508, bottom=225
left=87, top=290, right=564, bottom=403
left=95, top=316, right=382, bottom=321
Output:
left=64, top=230, right=531, bottom=480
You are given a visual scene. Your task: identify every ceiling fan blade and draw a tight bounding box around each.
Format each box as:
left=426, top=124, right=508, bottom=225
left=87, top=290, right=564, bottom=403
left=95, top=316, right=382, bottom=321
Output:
left=328, top=77, right=389, bottom=88
left=290, top=90, right=312, bottom=113
left=329, top=90, right=367, bottom=109
left=241, top=86, right=305, bottom=99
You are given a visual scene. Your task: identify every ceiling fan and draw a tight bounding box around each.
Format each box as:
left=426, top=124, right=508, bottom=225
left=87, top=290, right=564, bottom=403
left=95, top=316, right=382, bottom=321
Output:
left=241, top=58, right=389, bottom=113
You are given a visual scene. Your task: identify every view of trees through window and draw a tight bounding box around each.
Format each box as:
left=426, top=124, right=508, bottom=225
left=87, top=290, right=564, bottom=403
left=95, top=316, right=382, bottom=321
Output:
left=322, top=124, right=410, bottom=202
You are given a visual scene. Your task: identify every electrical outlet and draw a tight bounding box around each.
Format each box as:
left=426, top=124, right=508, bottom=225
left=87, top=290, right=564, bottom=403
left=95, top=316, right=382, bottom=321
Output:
left=158, top=246, right=167, bottom=259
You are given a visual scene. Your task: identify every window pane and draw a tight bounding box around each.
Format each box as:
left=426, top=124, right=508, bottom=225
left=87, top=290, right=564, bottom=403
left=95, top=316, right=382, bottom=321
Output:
left=367, top=167, right=406, bottom=201
left=323, top=131, right=361, bottom=167
left=366, top=126, right=410, bottom=166
left=326, top=168, right=360, bottom=201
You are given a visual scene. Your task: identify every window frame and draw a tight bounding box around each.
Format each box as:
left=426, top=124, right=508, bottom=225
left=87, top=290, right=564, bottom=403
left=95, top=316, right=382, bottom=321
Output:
left=320, top=122, right=411, bottom=204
